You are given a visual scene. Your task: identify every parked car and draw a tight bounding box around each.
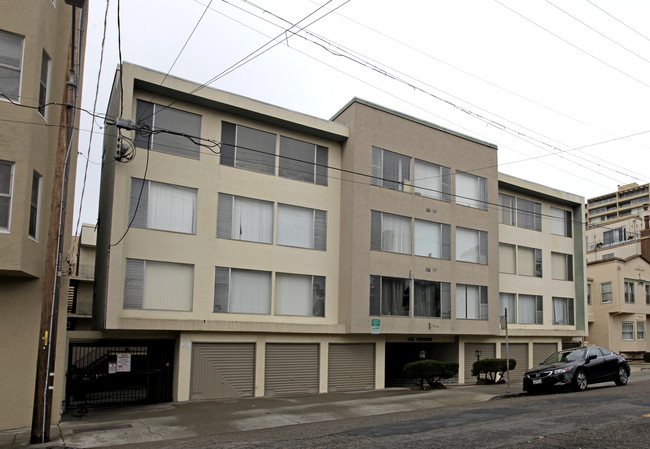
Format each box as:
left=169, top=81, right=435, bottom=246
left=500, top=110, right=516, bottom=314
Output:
left=523, top=346, right=630, bottom=393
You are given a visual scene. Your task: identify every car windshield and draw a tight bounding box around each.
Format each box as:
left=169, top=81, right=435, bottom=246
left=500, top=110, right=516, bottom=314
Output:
left=542, top=348, right=586, bottom=365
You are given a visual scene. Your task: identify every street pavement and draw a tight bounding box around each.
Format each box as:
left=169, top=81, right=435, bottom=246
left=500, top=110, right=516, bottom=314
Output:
left=2, top=366, right=647, bottom=449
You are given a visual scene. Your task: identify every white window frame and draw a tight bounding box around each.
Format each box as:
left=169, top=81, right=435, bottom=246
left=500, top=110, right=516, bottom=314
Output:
left=0, top=30, right=24, bottom=101
left=637, top=321, right=646, bottom=341
left=518, top=294, right=543, bottom=325
left=28, top=170, right=42, bottom=240
left=0, top=160, right=14, bottom=232
left=621, top=321, right=634, bottom=341
left=600, top=282, right=612, bottom=303
left=624, top=280, right=635, bottom=304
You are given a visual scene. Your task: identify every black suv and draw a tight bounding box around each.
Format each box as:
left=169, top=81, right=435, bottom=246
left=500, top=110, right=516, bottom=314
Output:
left=523, top=346, right=630, bottom=393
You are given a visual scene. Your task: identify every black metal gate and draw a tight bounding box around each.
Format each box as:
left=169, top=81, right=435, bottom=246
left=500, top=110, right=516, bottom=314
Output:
left=66, top=340, right=174, bottom=408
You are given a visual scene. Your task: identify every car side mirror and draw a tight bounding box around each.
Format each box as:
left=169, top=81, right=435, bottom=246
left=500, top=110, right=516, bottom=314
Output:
left=586, top=354, right=597, bottom=362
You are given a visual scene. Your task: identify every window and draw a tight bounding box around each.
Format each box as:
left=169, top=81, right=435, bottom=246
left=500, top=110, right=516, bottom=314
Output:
left=275, top=273, right=325, bottom=317
left=518, top=246, right=542, bottom=277
left=550, top=207, right=572, bottom=237
left=624, top=280, right=635, bottom=304
left=455, top=171, right=487, bottom=210
left=370, top=211, right=411, bottom=254
left=277, top=204, right=326, bottom=250
left=603, top=227, right=626, bottom=246
left=621, top=322, right=634, bottom=341
left=600, top=282, right=612, bottom=303
left=518, top=294, right=543, bottom=324
left=28, top=171, right=41, bottom=239
left=456, top=284, right=488, bottom=320
left=134, top=100, right=202, bottom=159
left=456, top=227, right=488, bottom=264
left=0, top=31, right=23, bottom=100
left=0, top=160, right=14, bottom=231
left=414, top=219, right=450, bottom=259
left=587, top=284, right=592, bottom=305
left=129, top=178, right=197, bottom=234
left=217, top=193, right=273, bottom=243
left=551, top=252, right=573, bottom=281
left=498, top=194, right=515, bottom=225
left=602, top=253, right=614, bottom=260
left=124, top=259, right=194, bottom=311
left=371, top=146, right=411, bottom=191
left=646, top=284, right=650, bottom=305
left=37, top=51, right=50, bottom=117
left=637, top=321, right=646, bottom=341
left=414, top=280, right=451, bottom=318
left=369, top=275, right=410, bottom=316
left=278, top=136, right=328, bottom=185
left=221, top=122, right=276, bottom=174
left=413, top=159, right=450, bottom=201
left=517, top=198, right=542, bottom=231
left=499, top=243, right=515, bottom=274
left=552, top=297, right=574, bottom=325
left=499, top=293, right=516, bottom=323
left=213, top=267, right=271, bottom=314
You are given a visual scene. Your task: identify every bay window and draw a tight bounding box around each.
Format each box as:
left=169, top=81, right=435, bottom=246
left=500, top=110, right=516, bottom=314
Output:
left=277, top=204, right=326, bottom=250
left=456, top=284, right=488, bottom=320
left=370, top=210, right=411, bottom=254
left=455, top=171, right=487, bottom=210
left=414, top=219, right=450, bottom=259
left=369, top=275, right=410, bottom=316
left=129, top=178, right=197, bottom=234
left=124, top=259, right=194, bottom=311
left=414, top=280, right=451, bottom=318
left=213, top=267, right=271, bottom=314
left=279, top=136, right=328, bottom=185
left=274, top=273, right=325, bottom=317
left=217, top=193, right=273, bottom=243
left=456, top=227, right=488, bottom=264
left=413, top=159, right=450, bottom=201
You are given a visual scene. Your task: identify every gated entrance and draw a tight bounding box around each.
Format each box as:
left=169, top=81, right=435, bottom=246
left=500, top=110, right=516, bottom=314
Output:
left=66, top=340, right=174, bottom=408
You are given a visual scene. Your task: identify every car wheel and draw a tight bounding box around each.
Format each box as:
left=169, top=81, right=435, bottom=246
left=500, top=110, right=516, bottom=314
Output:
left=573, top=369, right=587, bottom=391
left=614, top=365, right=628, bottom=386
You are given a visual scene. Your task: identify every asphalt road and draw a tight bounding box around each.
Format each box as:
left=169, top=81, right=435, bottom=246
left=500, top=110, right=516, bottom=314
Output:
left=118, top=377, right=650, bottom=449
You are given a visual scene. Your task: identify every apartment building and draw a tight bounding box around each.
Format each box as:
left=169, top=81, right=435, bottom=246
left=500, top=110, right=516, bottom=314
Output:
left=0, top=0, right=86, bottom=431
left=88, top=63, right=587, bottom=407
left=586, top=182, right=650, bottom=228
left=498, top=174, right=587, bottom=381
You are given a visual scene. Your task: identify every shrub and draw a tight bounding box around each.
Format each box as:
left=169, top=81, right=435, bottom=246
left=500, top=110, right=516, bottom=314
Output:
left=471, top=358, right=517, bottom=384
left=644, top=353, right=650, bottom=363
left=403, top=360, right=459, bottom=389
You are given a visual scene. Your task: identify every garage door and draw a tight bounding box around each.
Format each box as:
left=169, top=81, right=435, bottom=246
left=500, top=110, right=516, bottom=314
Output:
left=464, top=343, right=495, bottom=383
left=265, top=343, right=319, bottom=396
left=533, top=343, right=558, bottom=366
left=328, top=344, right=375, bottom=392
left=501, top=343, right=528, bottom=381
left=190, top=343, right=255, bottom=400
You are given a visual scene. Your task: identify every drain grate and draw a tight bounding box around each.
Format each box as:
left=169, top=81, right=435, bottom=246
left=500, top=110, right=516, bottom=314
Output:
left=73, top=424, right=133, bottom=434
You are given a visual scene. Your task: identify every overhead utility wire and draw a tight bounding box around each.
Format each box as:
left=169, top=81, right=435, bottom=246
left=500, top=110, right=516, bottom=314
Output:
left=586, top=0, right=650, bottom=43
left=493, top=0, right=650, bottom=89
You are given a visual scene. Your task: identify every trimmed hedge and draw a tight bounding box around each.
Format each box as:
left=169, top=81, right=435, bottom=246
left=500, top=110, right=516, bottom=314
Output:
left=403, top=360, right=459, bottom=389
left=471, top=358, right=517, bottom=384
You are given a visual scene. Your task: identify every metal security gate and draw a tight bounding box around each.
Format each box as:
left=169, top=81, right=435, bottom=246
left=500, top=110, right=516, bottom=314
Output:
left=265, top=343, right=319, bottom=396
left=328, top=344, right=375, bottom=392
left=533, top=343, right=558, bottom=366
left=190, top=343, right=255, bottom=400
left=501, top=343, right=528, bottom=381
left=66, top=341, right=174, bottom=408
left=464, top=343, right=495, bottom=383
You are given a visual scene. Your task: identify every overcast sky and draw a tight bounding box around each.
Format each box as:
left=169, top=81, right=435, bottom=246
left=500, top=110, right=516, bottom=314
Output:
left=73, top=0, right=650, bottom=231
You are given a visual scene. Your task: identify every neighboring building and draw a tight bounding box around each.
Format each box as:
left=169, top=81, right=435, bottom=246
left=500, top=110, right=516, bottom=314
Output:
left=0, top=0, right=86, bottom=431
left=586, top=182, right=649, bottom=229
left=67, top=224, right=96, bottom=330
left=497, top=174, right=587, bottom=381
left=88, top=63, right=587, bottom=408
left=585, top=215, right=645, bottom=263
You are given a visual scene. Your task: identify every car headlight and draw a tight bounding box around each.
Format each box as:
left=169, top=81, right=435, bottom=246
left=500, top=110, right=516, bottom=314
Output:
left=553, top=366, right=574, bottom=375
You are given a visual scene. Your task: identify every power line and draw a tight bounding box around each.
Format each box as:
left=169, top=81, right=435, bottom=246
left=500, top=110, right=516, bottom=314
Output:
left=586, top=0, right=650, bottom=43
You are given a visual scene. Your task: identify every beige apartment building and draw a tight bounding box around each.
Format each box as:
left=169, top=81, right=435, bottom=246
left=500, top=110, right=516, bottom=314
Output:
left=586, top=182, right=649, bottom=228
left=86, top=63, right=587, bottom=408
left=0, top=0, right=86, bottom=431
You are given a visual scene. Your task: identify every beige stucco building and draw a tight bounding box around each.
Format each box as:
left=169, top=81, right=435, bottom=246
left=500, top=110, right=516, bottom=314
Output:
left=0, top=0, right=86, bottom=431
left=84, top=63, right=588, bottom=408
left=586, top=182, right=649, bottom=228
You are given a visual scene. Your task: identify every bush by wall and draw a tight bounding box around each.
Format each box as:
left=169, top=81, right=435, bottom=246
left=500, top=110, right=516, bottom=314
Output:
left=471, top=358, right=517, bottom=384
left=403, top=360, right=459, bottom=389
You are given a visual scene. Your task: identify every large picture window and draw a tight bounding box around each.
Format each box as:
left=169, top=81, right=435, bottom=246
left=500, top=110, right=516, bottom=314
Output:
left=277, top=204, right=326, bottom=250
left=124, top=259, right=194, bottom=311
left=370, top=210, right=411, bottom=254
left=0, top=30, right=23, bottom=100
left=456, top=284, right=488, bottom=320
left=213, top=267, right=271, bottom=314
left=455, top=171, right=487, bottom=210
left=279, top=136, right=328, bottom=185
left=275, top=273, right=325, bottom=317
left=129, top=178, right=197, bottom=234
left=369, top=275, right=410, bottom=316
left=603, top=227, right=626, bottom=246
left=518, top=294, right=543, bottom=324
left=134, top=100, right=202, bottom=159
left=221, top=121, right=276, bottom=174
left=551, top=252, right=573, bottom=281
left=371, top=146, right=411, bottom=191
left=517, top=198, right=542, bottom=231
left=414, top=219, right=450, bottom=259
left=552, top=297, right=574, bottom=325
left=0, top=160, right=13, bottom=231
left=217, top=193, right=273, bottom=244
left=413, top=159, right=450, bottom=201
left=550, top=207, right=572, bottom=237
left=517, top=246, right=542, bottom=277
left=414, top=280, right=451, bottom=318
left=456, top=227, right=488, bottom=264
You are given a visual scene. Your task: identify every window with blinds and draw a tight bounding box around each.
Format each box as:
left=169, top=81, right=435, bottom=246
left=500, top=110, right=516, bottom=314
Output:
left=278, top=136, right=328, bottom=185
left=129, top=178, right=197, bottom=234
left=413, top=159, right=450, bottom=201
left=220, top=121, right=276, bottom=174
left=0, top=30, right=23, bottom=100
left=216, top=193, right=273, bottom=244
left=516, top=198, right=542, bottom=231
left=370, top=210, right=411, bottom=255
left=550, top=207, right=572, bottom=237
left=213, top=267, right=271, bottom=314
left=455, top=171, right=487, bottom=210
left=371, top=146, right=411, bottom=191
left=123, top=258, right=194, bottom=311
left=277, top=203, right=326, bottom=250
left=274, top=273, right=325, bottom=317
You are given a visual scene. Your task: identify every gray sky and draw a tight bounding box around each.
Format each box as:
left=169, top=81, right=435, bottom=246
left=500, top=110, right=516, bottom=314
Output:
left=73, top=0, right=650, bottom=231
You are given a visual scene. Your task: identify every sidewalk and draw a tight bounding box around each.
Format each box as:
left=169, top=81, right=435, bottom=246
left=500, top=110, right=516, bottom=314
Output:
left=1, top=381, right=522, bottom=449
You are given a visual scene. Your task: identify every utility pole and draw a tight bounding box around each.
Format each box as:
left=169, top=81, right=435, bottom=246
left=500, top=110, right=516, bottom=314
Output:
left=30, top=1, right=85, bottom=443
